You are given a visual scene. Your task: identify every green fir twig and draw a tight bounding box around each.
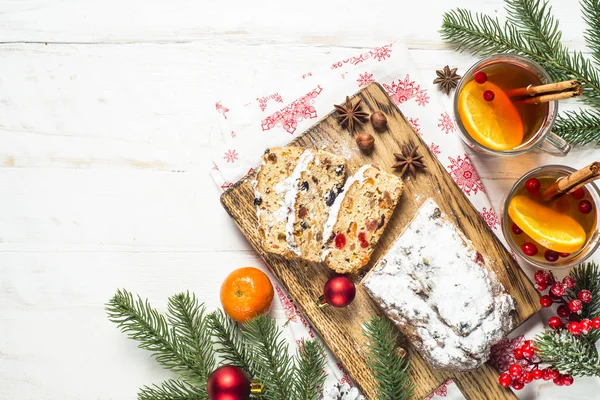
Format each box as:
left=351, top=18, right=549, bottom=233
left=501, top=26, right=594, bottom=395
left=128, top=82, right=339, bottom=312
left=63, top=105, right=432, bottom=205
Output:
left=536, top=329, right=600, bottom=377
left=293, top=339, right=327, bottom=400
left=137, top=379, right=207, bottom=400
left=363, top=316, right=414, bottom=400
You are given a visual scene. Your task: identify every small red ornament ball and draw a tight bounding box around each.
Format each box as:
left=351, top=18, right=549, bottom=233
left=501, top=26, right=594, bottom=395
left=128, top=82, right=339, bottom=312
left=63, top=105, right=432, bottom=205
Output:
left=534, top=270, right=547, bottom=284
left=581, top=318, right=593, bottom=334
left=568, top=321, right=582, bottom=336
left=522, top=242, right=538, bottom=256
left=550, top=282, right=565, bottom=297
left=562, top=276, right=576, bottom=289
left=579, top=289, right=593, bottom=304
left=525, top=178, right=541, bottom=193
left=579, top=199, right=593, bottom=214
left=323, top=275, right=356, bottom=308
left=540, top=295, right=553, bottom=308
left=562, top=375, right=574, bottom=386
left=569, top=299, right=583, bottom=313
left=513, top=347, right=523, bottom=360
left=532, top=369, right=544, bottom=380
left=509, top=363, right=523, bottom=377
left=548, top=316, right=562, bottom=329
left=511, top=223, right=523, bottom=235
left=571, top=188, right=585, bottom=200
left=207, top=366, right=251, bottom=400
left=593, top=317, right=600, bottom=329
left=498, top=372, right=512, bottom=388
left=474, top=71, right=488, bottom=84
left=511, top=380, right=524, bottom=390
left=483, top=90, right=495, bottom=101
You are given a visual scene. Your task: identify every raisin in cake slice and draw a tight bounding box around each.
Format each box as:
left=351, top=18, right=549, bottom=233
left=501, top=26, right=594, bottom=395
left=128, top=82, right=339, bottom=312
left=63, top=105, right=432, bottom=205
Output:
left=290, top=151, right=346, bottom=261
left=322, top=164, right=403, bottom=274
left=362, top=198, right=516, bottom=371
left=254, top=147, right=310, bottom=257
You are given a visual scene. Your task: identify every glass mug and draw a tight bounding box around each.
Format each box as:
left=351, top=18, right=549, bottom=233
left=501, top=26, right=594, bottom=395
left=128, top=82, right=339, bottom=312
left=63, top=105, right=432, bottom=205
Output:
left=501, top=165, right=600, bottom=269
left=454, top=54, right=571, bottom=157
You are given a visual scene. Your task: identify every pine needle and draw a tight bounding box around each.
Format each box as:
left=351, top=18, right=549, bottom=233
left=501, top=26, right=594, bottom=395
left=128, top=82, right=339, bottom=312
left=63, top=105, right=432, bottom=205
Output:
left=570, top=262, right=600, bottom=321
left=536, top=329, right=600, bottom=377
left=582, top=0, right=600, bottom=66
left=105, top=289, right=212, bottom=384
left=137, top=379, right=206, bottom=400
left=363, top=316, right=414, bottom=400
left=207, top=309, right=257, bottom=377
left=554, top=109, right=600, bottom=146
left=293, top=339, right=328, bottom=400
left=243, top=314, right=294, bottom=400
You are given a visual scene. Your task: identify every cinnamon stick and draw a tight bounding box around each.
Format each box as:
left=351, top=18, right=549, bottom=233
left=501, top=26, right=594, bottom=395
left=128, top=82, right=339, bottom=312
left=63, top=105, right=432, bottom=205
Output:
left=507, top=79, right=581, bottom=97
left=542, top=161, right=600, bottom=202
left=515, top=88, right=582, bottom=105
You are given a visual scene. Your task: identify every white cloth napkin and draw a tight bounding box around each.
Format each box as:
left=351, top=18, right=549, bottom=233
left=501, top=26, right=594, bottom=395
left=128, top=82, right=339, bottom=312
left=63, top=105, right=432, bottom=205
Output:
left=209, top=42, right=535, bottom=399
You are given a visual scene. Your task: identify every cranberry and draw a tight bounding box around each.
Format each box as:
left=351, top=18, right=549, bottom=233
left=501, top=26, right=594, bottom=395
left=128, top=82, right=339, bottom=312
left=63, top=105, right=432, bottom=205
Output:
left=525, top=178, right=541, bottom=193
left=540, top=295, right=553, bottom=308
left=483, top=90, right=495, bottom=101
left=509, top=363, right=523, bottom=377
left=548, top=316, right=562, bottom=329
left=568, top=321, right=582, bottom=336
left=521, top=371, right=533, bottom=384
left=569, top=299, right=582, bottom=313
left=521, top=242, right=538, bottom=256
left=550, top=282, right=565, bottom=297
left=569, top=312, right=580, bottom=322
left=550, top=370, right=560, bottom=380
left=513, top=348, right=523, bottom=360
left=334, top=233, right=347, bottom=249
left=557, top=304, right=571, bottom=318
left=534, top=270, right=548, bottom=284
left=511, top=223, right=523, bottom=234
left=543, top=250, right=558, bottom=262
left=498, top=372, right=512, bottom=388
left=532, top=369, right=543, bottom=380
left=559, top=252, right=571, bottom=258
left=593, top=317, right=600, bottom=329
left=562, top=276, right=576, bottom=289
left=474, top=71, right=488, bottom=84
left=579, top=199, right=593, bottom=214
left=581, top=319, right=592, bottom=334
left=511, top=381, right=524, bottom=390
left=562, top=375, right=574, bottom=386
left=542, top=369, right=553, bottom=380
left=522, top=348, right=534, bottom=359
left=549, top=290, right=562, bottom=300
left=536, top=281, right=548, bottom=291
left=578, top=289, right=592, bottom=304
left=571, top=188, right=585, bottom=200
left=554, top=376, right=564, bottom=386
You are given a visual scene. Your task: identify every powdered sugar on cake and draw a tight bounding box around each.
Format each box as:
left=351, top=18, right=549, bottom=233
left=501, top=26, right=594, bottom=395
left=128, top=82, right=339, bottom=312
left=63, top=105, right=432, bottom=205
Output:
left=363, top=198, right=515, bottom=371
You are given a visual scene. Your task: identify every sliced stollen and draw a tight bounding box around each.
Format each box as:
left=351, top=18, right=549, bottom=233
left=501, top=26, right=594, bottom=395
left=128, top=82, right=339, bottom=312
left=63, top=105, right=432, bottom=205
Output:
left=322, top=164, right=404, bottom=274
left=290, top=151, right=347, bottom=261
left=253, top=146, right=309, bottom=257
left=362, top=198, right=516, bottom=371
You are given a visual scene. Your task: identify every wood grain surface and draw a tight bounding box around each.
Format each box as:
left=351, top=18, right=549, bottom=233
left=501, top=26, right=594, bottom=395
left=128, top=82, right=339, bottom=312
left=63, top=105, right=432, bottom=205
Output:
left=221, top=83, right=540, bottom=399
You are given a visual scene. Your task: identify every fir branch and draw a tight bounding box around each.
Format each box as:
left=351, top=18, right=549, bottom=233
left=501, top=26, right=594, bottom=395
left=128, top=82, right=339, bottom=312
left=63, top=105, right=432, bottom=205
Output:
left=582, top=0, right=600, bottom=66
left=536, top=329, right=600, bottom=377
left=570, top=262, right=600, bottom=319
left=106, top=289, right=210, bottom=384
left=554, top=109, right=600, bottom=146
left=167, top=292, right=215, bottom=382
left=207, top=309, right=256, bottom=377
left=138, top=379, right=206, bottom=400
left=363, top=317, right=414, bottom=400
left=505, top=0, right=562, bottom=56
left=243, top=314, right=294, bottom=400
left=293, top=339, right=328, bottom=400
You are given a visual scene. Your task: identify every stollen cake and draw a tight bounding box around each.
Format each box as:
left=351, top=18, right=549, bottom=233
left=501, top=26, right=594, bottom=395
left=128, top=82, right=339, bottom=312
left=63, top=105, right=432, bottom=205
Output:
left=321, top=164, right=403, bottom=274
left=254, top=147, right=346, bottom=259
left=362, top=198, right=516, bottom=371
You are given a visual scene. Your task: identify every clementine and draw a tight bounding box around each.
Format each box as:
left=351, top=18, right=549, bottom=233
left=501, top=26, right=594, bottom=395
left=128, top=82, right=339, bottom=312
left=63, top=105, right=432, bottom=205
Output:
left=220, top=267, right=274, bottom=323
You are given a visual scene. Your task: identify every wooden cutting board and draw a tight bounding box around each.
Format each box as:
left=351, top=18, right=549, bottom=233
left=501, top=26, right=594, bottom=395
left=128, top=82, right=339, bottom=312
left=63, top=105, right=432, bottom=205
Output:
left=220, top=83, right=540, bottom=400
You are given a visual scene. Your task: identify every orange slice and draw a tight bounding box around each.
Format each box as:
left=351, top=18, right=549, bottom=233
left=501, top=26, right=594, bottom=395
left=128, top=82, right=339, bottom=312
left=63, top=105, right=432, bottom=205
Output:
left=508, top=195, right=586, bottom=253
left=458, top=80, right=524, bottom=151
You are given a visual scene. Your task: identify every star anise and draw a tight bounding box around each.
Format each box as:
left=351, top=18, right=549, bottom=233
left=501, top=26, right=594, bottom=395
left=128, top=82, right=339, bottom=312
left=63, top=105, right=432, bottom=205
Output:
left=334, top=96, right=369, bottom=133
left=433, top=65, right=461, bottom=95
left=392, top=145, right=426, bottom=178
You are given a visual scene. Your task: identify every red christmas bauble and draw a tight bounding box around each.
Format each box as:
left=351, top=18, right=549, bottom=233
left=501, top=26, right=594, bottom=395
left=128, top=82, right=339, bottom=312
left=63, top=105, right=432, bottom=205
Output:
left=323, top=276, right=356, bottom=308
left=207, top=365, right=251, bottom=400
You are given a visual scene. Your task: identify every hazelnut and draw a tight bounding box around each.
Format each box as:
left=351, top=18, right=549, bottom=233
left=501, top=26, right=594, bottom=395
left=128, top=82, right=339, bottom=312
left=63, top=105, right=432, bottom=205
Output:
left=370, top=111, right=388, bottom=131
left=356, top=133, right=375, bottom=152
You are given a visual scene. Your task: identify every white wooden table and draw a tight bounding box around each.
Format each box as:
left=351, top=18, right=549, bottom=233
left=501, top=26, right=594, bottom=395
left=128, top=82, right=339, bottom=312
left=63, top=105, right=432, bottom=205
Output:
left=1, top=1, right=598, bottom=399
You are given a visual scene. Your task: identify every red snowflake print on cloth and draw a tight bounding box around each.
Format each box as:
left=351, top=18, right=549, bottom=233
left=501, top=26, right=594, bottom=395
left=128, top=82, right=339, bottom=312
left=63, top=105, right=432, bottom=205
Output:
left=212, top=162, right=219, bottom=171
left=479, top=207, right=499, bottom=230
left=275, top=285, right=299, bottom=323
left=424, top=379, right=454, bottom=400
left=490, top=336, right=526, bottom=372
left=407, top=117, right=421, bottom=134
left=336, top=363, right=353, bottom=386
left=257, top=93, right=283, bottom=112
left=223, top=149, right=239, bottom=163
left=220, top=181, right=234, bottom=191
left=357, top=72, right=374, bottom=87
left=438, top=112, right=456, bottom=134
left=261, top=86, right=323, bottom=134
left=231, top=131, right=236, bottom=138
left=416, top=91, right=430, bottom=106
left=215, top=101, right=229, bottom=119
left=382, top=74, right=429, bottom=106
left=428, top=142, right=441, bottom=157
left=447, top=155, right=485, bottom=196
left=331, top=43, right=394, bottom=69
left=301, top=72, right=312, bottom=79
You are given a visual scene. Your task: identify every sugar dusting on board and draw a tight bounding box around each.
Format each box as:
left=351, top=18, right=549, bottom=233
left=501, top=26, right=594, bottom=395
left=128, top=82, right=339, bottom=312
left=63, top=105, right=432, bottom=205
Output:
left=363, top=198, right=515, bottom=371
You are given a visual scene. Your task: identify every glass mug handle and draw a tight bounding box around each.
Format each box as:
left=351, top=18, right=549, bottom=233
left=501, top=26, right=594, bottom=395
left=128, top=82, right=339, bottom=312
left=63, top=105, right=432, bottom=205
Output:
left=536, top=131, right=571, bottom=156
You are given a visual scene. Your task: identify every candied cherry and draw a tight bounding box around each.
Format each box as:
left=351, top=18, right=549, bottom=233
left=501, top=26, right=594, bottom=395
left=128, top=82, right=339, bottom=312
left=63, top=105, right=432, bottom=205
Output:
left=511, top=223, right=523, bottom=235
left=579, top=289, right=592, bottom=304
left=525, top=178, right=541, bottom=193
left=474, top=71, right=488, bottom=84
left=579, top=199, right=593, bottom=214
left=522, top=242, right=538, bottom=256
left=571, top=188, right=585, bottom=200
left=548, top=316, right=562, bottom=329
left=545, top=250, right=559, bottom=262
left=334, top=233, right=347, bottom=249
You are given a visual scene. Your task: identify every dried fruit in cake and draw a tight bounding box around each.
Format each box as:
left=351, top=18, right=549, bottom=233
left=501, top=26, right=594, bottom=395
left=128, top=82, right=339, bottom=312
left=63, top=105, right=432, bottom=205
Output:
left=253, top=147, right=309, bottom=257
left=220, top=267, right=274, bottom=323
left=322, top=164, right=404, bottom=274
left=362, top=199, right=516, bottom=371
